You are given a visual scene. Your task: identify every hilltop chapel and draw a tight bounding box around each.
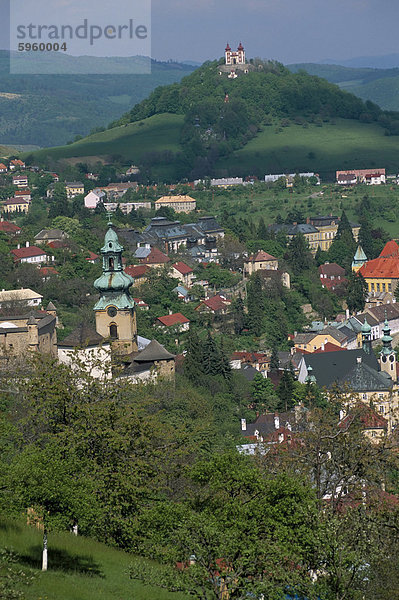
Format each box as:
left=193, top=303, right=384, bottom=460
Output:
left=218, top=42, right=255, bottom=78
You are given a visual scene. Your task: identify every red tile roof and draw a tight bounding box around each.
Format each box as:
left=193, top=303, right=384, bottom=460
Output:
left=340, top=407, right=388, bottom=430
left=157, top=313, right=190, bottom=327
left=314, top=342, right=346, bottom=353
left=125, top=264, right=151, bottom=278
left=359, top=256, right=399, bottom=279
left=39, top=266, right=59, bottom=276
left=0, top=220, right=21, bottom=234
left=379, top=240, right=399, bottom=258
left=48, top=240, right=69, bottom=249
left=197, top=294, right=228, bottom=312
left=139, top=247, right=170, bottom=265
left=85, top=251, right=99, bottom=261
left=250, top=250, right=277, bottom=262
left=11, top=246, right=47, bottom=260
left=14, top=189, right=31, bottom=196
left=172, top=261, right=193, bottom=275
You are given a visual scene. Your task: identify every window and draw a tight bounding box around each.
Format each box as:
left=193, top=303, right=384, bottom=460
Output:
left=379, top=406, right=385, bottom=413
left=362, top=393, right=368, bottom=400
left=109, top=323, right=118, bottom=339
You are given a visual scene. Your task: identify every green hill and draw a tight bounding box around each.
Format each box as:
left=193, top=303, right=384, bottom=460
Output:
left=0, top=517, right=187, bottom=600
left=0, top=51, right=194, bottom=148
left=288, top=62, right=399, bottom=111
left=28, top=59, right=399, bottom=180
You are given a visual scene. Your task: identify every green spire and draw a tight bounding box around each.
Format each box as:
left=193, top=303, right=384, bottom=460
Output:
left=381, top=311, right=393, bottom=355
left=361, top=316, right=371, bottom=334
left=305, top=364, right=316, bottom=384
left=93, top=218, right=135, bottom=311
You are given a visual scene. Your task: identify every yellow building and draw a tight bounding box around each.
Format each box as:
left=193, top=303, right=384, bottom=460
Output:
left=2, top=198, right=30, bottom=213
left=358, top=240, right=399, bottom=294
left=65, top=181, right=84, bottom=198
left=155, top=195, right=196, bottom=213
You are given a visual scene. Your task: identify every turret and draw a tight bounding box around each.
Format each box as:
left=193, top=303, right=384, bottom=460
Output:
left=352, top=245, right=367, bottom=272
left=380, top=312, right=396, bottom=376
left=27, top=314, right=39, bottom=351
left=361, top=316, right=372, bottom=355
left=93, top=215, right=137, bottom=355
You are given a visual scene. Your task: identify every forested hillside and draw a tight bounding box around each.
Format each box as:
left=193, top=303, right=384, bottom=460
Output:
left=0, top=52, right=194, bottom=148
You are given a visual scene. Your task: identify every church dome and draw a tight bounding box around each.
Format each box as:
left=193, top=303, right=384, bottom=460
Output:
left=225, top=43, right=231, bottom=51
left=237, top=42, right=244, bottom=51
left=361, top=317, right=371, bottom=334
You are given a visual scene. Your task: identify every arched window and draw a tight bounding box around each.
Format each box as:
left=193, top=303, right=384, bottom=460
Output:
left=109, top=323, right=118, bottom=339
left=109, top=257, right=114, bottom=270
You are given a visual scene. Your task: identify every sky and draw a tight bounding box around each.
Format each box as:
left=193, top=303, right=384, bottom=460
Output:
left=1, top=0, right=399, bottom=64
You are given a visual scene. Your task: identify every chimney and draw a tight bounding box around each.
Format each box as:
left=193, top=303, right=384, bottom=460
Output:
left=278, top=432, right=284, bottom=443
left=274, top=414, right=280, bottom=430
left=345, top=308, right=349, bottom=319
left=17, top=243, right=20, bottom=249
left=357, top=356, right=362, bottom=364
left=321, top=343, right=325, bottom=351
left=306, top=216, right=310, bottom=224
left=241, top=418, right=247, bottom=431
left=339, top=409, right=344, bottom=421
left=26, top=241, right=29, bottom=247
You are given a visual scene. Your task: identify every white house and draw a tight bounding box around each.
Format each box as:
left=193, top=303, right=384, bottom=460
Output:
left=84, top=189, right=106, bottom=209
left=0, top=288, right=43, bottom=308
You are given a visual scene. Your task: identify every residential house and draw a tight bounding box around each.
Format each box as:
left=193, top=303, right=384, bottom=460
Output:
left=173, top=285, right=190, bottom=302
left=0, top=219, right=21, bottom=235
left=34, top=229, right=68, bottom=245
left=293, top=326, right=357, bottom=352
left=244, top=250, right=279, bottom=276
left=102, top=182, right=138, bottom=198
left=133, top=298, right=149, bottom=310
left=155, top=195, right=196, bottom=213
left=11, top=243, right=53, bottom=265
left=156, top=313, right=190, bottom=331
left=336, top=173, right=357, bottom=186
left=9, top=159, right=25, bottom=170
left=196, top=294, right=230, bottom=314
left=65, top=182, right=84, bottom=198
left=319, top=262, right=347, bottom=292
left=84, top=188, right=106, bottom=209
left=85, top=251, right=100, bottom=264
left=171, top=262, right=195, bottom=287
left=103, top=201, right=151, bottom=214
left=136, top=246, right=171, bottom=268
left=2, top=198, right=30, bottom=214
left=350, top=313, right=380, bottom=344
left=365, top=172, right=386, bottom=185
left=339, top=406, right=388, bottom=443
left=336, top=168, right=386, bottom=184
left=238, top=409, right=307, bottom=454
left=359, top=240, right=399, bottom=295
left=0, top=288, right=43, bottom=309
left=210, top=177, right=244, bottom=187
left=39, top=266, right=59, bottom=281
left=0, top=163, right=7, bottom=173
left=264, top=172, right=319, bottom=184
left=124, top=264, right=151, bottom=286
left=12, top=174, right=28, bottom=188
left=365, top=303, right=399, bottom=337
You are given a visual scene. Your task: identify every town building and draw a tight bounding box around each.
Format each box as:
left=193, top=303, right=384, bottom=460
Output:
left=0, top=288, right=42, bottom=309
left=103, top=201, right=151, bottom=214
left=12, top=174, right=28, bottom=187
left=218, top=42, right=254, bottom=78
left=2, top=198, right=30, bottom=214
left=11, top=243, right=52, bottom=265
left=244, top=250, right=279, bottom=277
left=319, top=262, right=347, bottom=292
left=136, top=246, right=171, bottom=268
left=34, top=229, right=68, bottom=245
left=336, top=168, right=386, bottom=184
left=358, top=240, right=399, bottom=295
left=65, top=182, right=84, bottom=198
left=84, top=189, right=106, bottom=209
left=0, top=311, right=57, bottom=359
left=0, top=163, right=7, bottom=173
left=9, top=159, right=25, bottom=170
left=155, top=195, right=196, bottom=213
left=156, top=313, right=190, bottom=331
left=171, top=262, right=195, bottom=287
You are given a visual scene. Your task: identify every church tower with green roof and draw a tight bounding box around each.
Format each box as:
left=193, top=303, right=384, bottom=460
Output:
left=379, top=313, right=396, bottom=377
left=93, top=217, right=137, bottom=355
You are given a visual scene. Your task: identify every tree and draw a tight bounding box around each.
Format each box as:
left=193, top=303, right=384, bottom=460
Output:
left=270, top=345, right=279, bottom=371
left=247, top=272, right=265, bottom=336
left=346, top=272, right=368, bottom=314
left=251, top=372, right=279, bottom=412
left=286, top=233, right=314, bottom=276
left=232, top=295, right=245, bottom=335
left=276, top=369, right=295, bottom=411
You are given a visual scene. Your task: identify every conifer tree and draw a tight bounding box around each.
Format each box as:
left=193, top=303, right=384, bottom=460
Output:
left=286, top=233, right=313, bottom=275
left=257, top=217, right=268, bottom=240
left=232, top=295, right=246, bottom=335
left=346, top=272, right=368, bottom=314
left=247, top=272, right=265, bottom=336
left=277, top=370, right=295, bottom=411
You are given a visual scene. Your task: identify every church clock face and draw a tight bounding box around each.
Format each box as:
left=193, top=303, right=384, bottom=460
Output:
left=107, top=306, right=117, bottom=318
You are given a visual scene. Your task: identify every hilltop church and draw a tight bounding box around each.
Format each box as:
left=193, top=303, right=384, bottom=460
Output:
left=218, top=42, right=255, bottom=78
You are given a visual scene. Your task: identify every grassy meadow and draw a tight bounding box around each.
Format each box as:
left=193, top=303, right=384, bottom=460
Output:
left=215, top=118, right=399, bottom=179
left=0, top=518, right=187, bottom=600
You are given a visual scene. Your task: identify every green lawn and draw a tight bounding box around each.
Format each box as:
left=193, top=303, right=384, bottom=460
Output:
left=215, top=119, right=399, bottom=178
left=0, top=518, right=187, bottom=600
left=31, top=113, right=185, bottom=164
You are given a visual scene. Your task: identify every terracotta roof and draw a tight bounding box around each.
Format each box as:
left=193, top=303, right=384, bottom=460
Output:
left=4, top=198, right=30, bottom=205
left=339, top=407, right=388, bottom=431
left=250, top=250, right=277, bottom=262
left=11, top=246, right=47, bottom=260
left=172, top=261, right=193, bottom=275
left=197, top=294, right=228, bottom=312
left=125, top=264, right=151, bottom=278
left=14, top=189, right=31, bottom=196
left=139, top=246, right=170, bottom=265
left=85, top=251, right=99, bottom=261
left=157, top=313, right=190, bottom=327
left=0, top=221, right=21, bottom=234
left=39, top=266, right=58, bottom=276
left=379, top=240, right=399, bottom=258
left=313, top=342, right=346, bottom=353
left=359, top=256, right=399, bottom=279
